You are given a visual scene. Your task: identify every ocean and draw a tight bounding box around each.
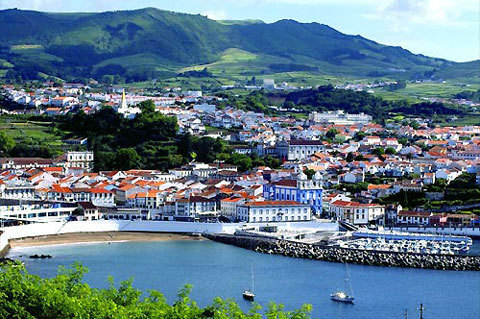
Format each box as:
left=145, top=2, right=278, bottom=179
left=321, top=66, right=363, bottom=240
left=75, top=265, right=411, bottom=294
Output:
left=7, top=240, right=480, bottom=319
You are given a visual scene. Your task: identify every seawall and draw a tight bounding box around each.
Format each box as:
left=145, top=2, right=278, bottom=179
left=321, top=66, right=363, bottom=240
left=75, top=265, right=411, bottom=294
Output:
left=205, top=234, right=480, bottom=271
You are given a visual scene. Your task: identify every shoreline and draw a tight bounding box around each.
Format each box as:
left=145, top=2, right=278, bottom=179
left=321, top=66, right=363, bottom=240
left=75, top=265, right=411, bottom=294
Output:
left=7, top=231, right=203, bottom=251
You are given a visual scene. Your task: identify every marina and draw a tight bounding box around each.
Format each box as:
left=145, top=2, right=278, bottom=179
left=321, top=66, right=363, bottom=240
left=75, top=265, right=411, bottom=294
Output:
left=325, top=229, right=473, bottom=255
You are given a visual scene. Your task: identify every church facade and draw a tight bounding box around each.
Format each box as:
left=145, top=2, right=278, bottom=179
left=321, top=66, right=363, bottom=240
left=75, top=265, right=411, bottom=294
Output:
left=263, top=171, right=323, bottom=215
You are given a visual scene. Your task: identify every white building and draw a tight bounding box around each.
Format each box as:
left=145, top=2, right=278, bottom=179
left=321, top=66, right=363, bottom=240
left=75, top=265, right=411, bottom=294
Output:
left=175, top=196, right=217, bottom=220
left=220, top=197, right=245, bottom=220
left=309, top=110, right=372, bottom=125
left=263, top=79, right=275, bottom=90
left=331, top=200, right=385, bottom=225
left=288, top=140, right=325, bottom=160
left=396, top=211, right=431, bottom=225
left=0, top=200, right=76, bottom=225
left=65, top=151, right=94, bottom=171
left=236, top=200, right=311, bottom=223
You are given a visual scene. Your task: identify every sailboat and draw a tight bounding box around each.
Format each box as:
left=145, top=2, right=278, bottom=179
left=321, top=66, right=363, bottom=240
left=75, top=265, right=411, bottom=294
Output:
left=242, top=263, right=255, bottom=301
left=331, top=263, right=355, bottom=304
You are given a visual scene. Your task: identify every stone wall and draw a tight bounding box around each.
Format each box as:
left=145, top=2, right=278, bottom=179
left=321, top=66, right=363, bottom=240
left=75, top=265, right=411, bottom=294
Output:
left=205, top=234, right=480, bottom=271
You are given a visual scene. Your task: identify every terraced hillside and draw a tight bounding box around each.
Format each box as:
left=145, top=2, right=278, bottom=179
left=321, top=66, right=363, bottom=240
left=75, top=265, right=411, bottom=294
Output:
left=0, top=7, right=478, bottom=83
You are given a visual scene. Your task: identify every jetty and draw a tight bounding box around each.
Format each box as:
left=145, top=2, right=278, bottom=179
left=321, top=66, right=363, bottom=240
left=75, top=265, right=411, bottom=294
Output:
left=205, top=234, right=480, bottom=271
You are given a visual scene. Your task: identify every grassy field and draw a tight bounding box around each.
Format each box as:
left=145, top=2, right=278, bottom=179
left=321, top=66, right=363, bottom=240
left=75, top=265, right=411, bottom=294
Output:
left=10, top=45, right=64, bottom=63
left=438, top=113, right=480, bottom=127
left=94, top=53, right=181, bottom=73
left=373, top=82, right=480, bottom=101
left=0, top=117, right=66, bottom=147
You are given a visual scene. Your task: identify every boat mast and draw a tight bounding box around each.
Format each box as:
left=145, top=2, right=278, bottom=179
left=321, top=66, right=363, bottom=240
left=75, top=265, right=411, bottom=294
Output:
left=345, top=263, right=354, bottom=296
left=251, top=263, right=255, bottom=292
left=418, top=303, right=425, bottom=319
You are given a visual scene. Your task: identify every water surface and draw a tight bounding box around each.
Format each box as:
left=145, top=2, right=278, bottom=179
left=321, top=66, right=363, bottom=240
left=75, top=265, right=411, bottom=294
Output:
left=7, top=240, right=480, bottom=319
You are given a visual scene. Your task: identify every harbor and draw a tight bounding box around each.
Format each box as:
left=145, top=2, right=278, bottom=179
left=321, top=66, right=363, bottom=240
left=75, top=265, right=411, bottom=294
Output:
left=6, top=239, right=480, bottom=319
left=328, top=229, right=473, bottom=255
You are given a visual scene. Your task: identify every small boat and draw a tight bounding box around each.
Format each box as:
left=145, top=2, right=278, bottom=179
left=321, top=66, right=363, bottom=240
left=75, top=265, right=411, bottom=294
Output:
left=243, top=263, right=255, bottom=301
left=242, top=290, right=255, bottom=301
left=330, top=291, right=355, bottom=304
left=331, top=263, right=355, bottom=304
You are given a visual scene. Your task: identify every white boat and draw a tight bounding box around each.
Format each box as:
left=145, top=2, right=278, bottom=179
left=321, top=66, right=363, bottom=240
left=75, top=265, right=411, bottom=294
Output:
left=331, top=291, right=355, bottom=304
left=331, top=263, right=355, bottom=304
left=243, top=263, right=255, bottom=301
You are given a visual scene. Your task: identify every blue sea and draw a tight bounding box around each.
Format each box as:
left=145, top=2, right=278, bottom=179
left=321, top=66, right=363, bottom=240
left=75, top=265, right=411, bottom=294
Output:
left=7, top=240, right=480, bottom=319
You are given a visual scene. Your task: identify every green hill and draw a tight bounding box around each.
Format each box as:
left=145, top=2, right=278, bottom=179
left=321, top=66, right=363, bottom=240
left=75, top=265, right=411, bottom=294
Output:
left=0, top=7, right=477, bottom=83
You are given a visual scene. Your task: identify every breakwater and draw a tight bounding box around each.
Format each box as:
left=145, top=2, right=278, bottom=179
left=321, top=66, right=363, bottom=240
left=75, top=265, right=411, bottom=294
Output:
left=205, top=234, right=480, bottom=271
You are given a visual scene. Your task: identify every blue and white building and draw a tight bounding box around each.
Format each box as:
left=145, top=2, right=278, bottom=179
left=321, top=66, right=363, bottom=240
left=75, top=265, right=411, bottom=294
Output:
left=263, top=171, right=323, bottom=215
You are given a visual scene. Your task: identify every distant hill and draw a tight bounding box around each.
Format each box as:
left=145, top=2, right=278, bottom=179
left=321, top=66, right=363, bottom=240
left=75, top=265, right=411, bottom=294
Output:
left=0, top=7, right=477, bottom=83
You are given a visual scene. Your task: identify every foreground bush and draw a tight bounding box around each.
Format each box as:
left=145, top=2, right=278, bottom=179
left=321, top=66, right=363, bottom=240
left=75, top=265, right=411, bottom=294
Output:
left=0, top=262, right=312, bottom=319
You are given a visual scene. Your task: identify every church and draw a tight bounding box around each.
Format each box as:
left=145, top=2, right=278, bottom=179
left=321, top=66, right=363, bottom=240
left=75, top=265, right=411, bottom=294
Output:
left=116, top=89, right=141, bottom=119
left=263, top=170, right=323, bottom=215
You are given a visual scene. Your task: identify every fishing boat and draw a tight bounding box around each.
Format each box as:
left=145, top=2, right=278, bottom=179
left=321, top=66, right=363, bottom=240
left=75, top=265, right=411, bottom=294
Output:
left=243, top=263, right=255, bottom=301
left=331, top=263, right=355, bottom=304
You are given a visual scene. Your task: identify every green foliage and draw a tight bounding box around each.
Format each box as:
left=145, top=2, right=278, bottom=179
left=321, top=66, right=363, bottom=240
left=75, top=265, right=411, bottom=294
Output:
left=384, top=80, right=406, bottom=91
left=115, top=148, right=141, bottom=171
left=178, top=68, right=213, bottom=78
left=346, top=152, right=354, bottom=162
left=282, top=85, right=465, bottom=121
left=325, top=128, right=338, bottom=140
left=380, top=190, right=427, bottom=209
left=385, top=147, right=396, bottom=155
left=0, top=8, right=471, bottom=82
left=444, top=173, right=480, bottom=202
left=303, top=168, right=316, bottom=180
left=56, top=103, right=186, bottom=171
left=0, top=130, right=15, bottom=155
left=0, top=262, right=312, bottom=319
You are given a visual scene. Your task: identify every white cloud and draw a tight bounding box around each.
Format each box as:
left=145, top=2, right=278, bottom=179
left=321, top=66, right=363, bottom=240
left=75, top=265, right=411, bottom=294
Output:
left=366, top=0, right=479, bottom=31
left=201, top=10, right=227, bottom=20
left=2, top=0, right=62, bottom=10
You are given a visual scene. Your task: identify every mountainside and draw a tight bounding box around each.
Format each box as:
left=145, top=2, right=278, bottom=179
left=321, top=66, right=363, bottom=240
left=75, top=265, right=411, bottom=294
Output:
left=0, top=7, right=477, bottom=83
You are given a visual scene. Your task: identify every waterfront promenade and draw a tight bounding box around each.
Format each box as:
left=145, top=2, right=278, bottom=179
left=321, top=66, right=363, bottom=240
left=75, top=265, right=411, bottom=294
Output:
left=0, top=220, right=338, bottom=256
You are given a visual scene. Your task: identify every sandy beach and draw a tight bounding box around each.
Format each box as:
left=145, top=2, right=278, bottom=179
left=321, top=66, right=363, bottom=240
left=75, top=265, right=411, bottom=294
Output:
left=8, top=232, right=203, bottom=248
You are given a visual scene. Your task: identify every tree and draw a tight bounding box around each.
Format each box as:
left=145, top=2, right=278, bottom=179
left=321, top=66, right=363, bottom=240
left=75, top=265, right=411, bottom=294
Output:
left=346, top=152, right=354, bottom=162
left=115, top=148, right=141, bottom=171
left=385, top=147, right=397, bottom=155
left=303, top=168, right=316, bottom=180
left=354, top=154, right=365, bottom=161
left=229, top=153, right=252, bottom=172
left=0, top=262, right=313, bottom=319
left=0, top=131, right=15, bottom=155
left=373, top=147, right=385, bottom=156
left=353, top=131, right=366, bottom=142
left=326, top=129, right=338, bottom=140
left=138, top=100, right=155, bottom=114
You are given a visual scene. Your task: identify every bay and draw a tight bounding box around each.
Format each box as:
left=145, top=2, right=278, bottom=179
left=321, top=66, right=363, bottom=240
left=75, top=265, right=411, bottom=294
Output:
left=7, top=240, right=480, bottom=319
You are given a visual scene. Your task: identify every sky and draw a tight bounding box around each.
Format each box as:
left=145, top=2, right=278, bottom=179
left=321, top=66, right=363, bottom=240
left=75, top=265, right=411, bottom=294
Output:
left=1, top=0, right=479, bottom=62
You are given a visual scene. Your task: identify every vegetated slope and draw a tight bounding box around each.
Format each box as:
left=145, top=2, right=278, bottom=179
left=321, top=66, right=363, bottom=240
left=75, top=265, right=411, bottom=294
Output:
left=0, top=7, right=476, bottom=81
